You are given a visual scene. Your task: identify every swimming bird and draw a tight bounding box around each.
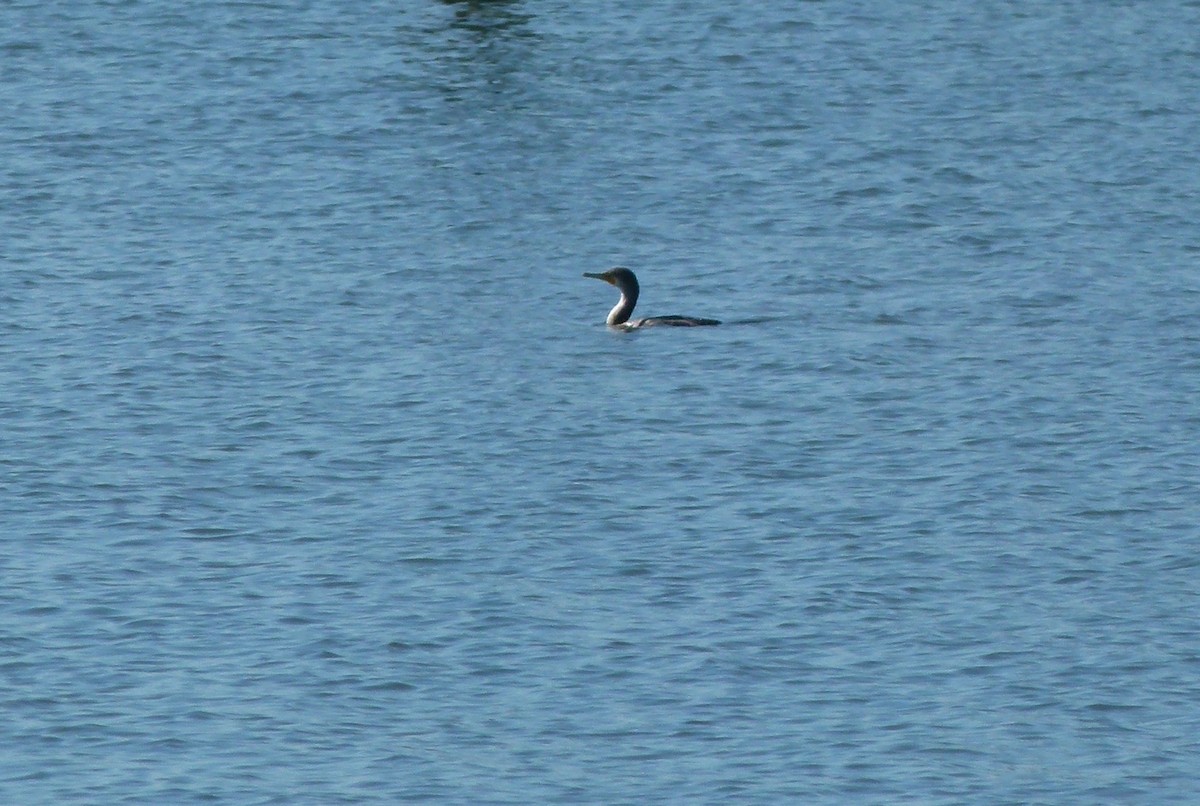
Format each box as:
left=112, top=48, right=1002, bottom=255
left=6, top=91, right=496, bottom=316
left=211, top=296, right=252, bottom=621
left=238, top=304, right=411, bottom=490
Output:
left=583, top=267, right=720, bottom=328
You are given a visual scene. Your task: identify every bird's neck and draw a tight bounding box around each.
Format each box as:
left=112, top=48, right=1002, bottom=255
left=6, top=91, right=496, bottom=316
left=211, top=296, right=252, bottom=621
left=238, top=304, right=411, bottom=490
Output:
left=607, top=289, right=637, bottom=326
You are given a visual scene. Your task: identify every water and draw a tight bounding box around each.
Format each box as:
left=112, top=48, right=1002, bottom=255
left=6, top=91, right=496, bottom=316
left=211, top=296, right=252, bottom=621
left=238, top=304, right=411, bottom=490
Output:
left=3, top=1, right=1200, bottom=802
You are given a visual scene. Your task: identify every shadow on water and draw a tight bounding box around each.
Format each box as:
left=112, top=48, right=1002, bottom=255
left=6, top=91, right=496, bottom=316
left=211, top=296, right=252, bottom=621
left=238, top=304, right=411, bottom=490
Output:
left=439, top=0, right=533, bottom=39
left=422, top=0, right=540, bottom=105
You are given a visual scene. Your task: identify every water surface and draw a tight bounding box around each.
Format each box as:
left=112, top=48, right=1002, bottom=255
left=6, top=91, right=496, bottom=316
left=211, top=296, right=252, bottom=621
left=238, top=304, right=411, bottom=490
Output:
left=3, top=1, right=1200, bottom=802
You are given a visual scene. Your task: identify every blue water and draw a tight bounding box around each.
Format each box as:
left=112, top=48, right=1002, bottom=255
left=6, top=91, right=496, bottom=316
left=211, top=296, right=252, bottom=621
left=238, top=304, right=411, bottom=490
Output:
left=4, top=1, right=1200, bottom=802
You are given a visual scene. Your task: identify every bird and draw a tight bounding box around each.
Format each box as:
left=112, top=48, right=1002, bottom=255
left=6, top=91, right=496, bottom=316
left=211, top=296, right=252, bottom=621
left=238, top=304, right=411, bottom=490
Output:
left=583, top=267, right=721, bottom=329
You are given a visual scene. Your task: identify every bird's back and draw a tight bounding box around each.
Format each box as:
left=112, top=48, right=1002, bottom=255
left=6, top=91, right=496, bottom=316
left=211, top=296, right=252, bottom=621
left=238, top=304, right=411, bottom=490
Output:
left=630, top=315, right=721, bottom=328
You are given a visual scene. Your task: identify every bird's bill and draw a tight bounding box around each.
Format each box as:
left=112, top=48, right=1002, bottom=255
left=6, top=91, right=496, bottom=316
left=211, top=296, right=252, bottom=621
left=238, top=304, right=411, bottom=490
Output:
left=583, top=271, right=613, bottom=284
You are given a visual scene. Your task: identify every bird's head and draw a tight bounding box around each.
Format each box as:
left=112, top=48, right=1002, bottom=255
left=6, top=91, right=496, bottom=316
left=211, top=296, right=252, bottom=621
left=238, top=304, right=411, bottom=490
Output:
left=583, top=267, right=639, bottom=294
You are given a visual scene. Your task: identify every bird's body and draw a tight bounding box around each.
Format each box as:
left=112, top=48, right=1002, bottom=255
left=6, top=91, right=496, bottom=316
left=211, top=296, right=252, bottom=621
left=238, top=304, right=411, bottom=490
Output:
left=583, top=267, right=720, bottom=329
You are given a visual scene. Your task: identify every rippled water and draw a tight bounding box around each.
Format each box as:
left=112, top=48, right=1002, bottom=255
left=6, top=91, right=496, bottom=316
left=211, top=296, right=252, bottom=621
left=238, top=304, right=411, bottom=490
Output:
left=4, top=1, right=1200, bottom=803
